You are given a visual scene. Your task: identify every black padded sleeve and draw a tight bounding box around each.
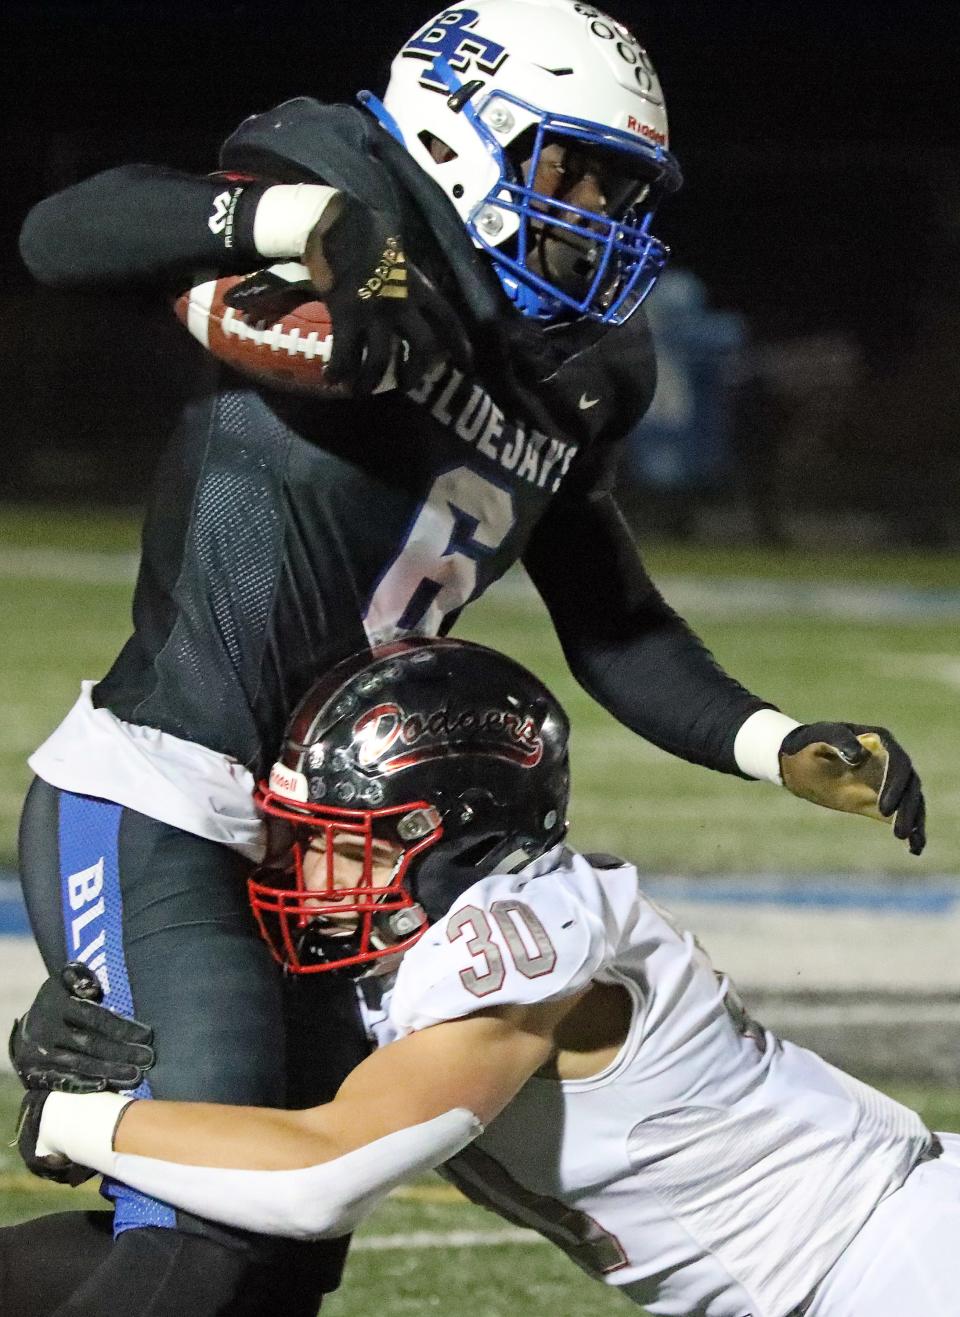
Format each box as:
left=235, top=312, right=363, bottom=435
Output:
left=522, top=488, right=774, bottom=776
left=18, top=165, right=271, bottom=289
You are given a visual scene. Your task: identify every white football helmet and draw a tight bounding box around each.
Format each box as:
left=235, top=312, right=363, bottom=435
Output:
left=360, top=0, right=682, bottom=324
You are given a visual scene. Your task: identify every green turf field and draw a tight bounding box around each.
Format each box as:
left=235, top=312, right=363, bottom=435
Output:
left=1, top=1076, right=958, bottom=1315
left=2, top=503, right=958, bottom=874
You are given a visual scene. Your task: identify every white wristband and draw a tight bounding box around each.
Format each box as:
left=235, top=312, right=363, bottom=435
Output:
left=37, top=1091, right=135, bottom=1175
left=734, top=709, right=802, bottom=784
left=253, top=184, right=339, bottom=258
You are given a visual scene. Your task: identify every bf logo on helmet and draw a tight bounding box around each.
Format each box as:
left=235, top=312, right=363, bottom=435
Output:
left=402, top=8, right=509, bottom=93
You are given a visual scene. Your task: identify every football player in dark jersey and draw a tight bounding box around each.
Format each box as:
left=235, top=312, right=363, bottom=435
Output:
left=4, top=3, right=925, bottom=1315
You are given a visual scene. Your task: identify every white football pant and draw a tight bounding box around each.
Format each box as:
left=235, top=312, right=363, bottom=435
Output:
left=808, top=1132, right=960, bottom=1316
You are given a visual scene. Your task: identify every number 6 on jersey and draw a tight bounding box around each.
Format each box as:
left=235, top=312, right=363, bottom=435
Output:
left=364, top=465, right=517, bottom=642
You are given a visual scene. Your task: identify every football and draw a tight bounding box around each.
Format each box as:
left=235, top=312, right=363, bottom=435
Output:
left=173, top=262, right=349, bottom=396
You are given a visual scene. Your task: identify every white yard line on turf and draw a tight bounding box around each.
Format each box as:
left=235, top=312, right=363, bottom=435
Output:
left=0, top=548, right=139, bottom=584
left=655, top=576, right=960, bottom=621
left=488, top=570, right=960, bottom=620
left=354, top=1228, right=543, bottom=1251
left=4, top=549, right=960, bottom=619
left=875, top=653, right=960, bottom=689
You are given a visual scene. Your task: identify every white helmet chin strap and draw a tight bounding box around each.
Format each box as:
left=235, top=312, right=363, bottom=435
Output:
left=499, top=846, right=540, bottom=872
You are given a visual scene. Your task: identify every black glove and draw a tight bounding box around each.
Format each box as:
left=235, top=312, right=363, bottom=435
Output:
left=779, top=722, right=926, bottom=855
left=15, top=1088, right=96, bottom=1186
left=222, top=266, right=320, bottom=324
left=9, top=962, right=155, bottom=1094
left=303, top=192, right=473, bottom=394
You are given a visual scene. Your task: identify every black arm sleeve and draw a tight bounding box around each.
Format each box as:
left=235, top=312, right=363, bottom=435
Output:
left=18, top=165, right=272, bottom=289
left=523, top=489, right=774, bottom=776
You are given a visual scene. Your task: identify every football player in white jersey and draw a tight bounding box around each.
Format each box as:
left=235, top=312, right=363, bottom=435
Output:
left=18, top=639, right=957, bottom=1317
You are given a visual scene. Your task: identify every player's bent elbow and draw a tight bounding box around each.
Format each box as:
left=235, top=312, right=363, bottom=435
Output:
left=267, top=1182, right=364, bottom=1241
left=19, top=201, right=69, bottom=286
left=290, top=1106, right=484, bottom=1239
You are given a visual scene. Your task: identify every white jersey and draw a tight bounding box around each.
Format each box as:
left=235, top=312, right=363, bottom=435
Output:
left=389, top=846, right=932, bottom=1317
left=30, top=683, right=264, bottom=860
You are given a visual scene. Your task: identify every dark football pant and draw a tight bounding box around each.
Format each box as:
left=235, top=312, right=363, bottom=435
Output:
left=1, top=776, right=370, bottom=1317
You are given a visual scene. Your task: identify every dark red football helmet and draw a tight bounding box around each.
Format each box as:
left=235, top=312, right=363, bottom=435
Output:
left=249, top=637, right=570, bottom=976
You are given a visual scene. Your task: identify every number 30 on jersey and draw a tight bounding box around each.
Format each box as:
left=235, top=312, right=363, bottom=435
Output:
left=448, top=900, right=557, bottom=998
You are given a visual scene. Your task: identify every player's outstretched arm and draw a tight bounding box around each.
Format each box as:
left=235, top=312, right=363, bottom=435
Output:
left=523, top=488, right=771, bottom=774
left=122, top=1003, right=562, bottom=1166
left=19, top=164, right=338, bottom=290
left=524, top=491, right=925, bottom=853
left=19, top=999, right=572, bottom=1239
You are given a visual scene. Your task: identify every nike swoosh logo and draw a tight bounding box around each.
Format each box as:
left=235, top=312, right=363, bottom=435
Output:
left=578, top=394, right=600, bottom=410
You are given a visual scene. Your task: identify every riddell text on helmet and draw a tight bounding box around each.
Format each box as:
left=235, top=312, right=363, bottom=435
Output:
left=626, top=116, right=666, bottom=145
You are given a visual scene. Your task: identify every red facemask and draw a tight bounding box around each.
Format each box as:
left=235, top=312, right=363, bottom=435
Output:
left=248, top=784, right=444, bottom=975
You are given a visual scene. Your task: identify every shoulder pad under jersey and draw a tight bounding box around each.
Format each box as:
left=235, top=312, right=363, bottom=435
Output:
left=583, top=852, right=629, bottom=870
left=390, top=864, right=611, bottom=1034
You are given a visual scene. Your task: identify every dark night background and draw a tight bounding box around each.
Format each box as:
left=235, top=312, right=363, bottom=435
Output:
left=1, top=1, right=958, bottom=541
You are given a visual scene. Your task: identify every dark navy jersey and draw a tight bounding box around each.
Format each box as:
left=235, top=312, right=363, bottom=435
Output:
left=94, top=309, right=656, bottom=778
left=21, top=104, right=771, bottom=781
